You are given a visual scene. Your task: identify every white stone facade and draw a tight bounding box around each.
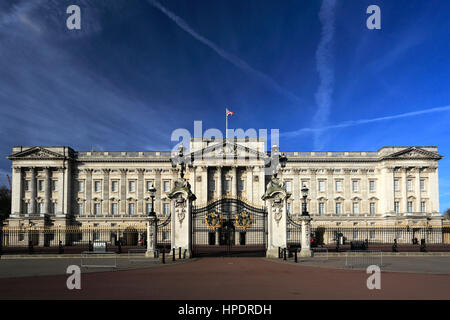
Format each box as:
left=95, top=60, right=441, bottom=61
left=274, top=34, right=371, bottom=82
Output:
left=6, top=139, right=444, bottom=229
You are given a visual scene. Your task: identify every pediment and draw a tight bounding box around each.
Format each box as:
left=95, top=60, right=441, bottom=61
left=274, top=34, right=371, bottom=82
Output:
left=8, top=147, right=65, bottom=160
left=190, top=141, right=266, bottom=160
left=383, top=147, right=442, bottom=160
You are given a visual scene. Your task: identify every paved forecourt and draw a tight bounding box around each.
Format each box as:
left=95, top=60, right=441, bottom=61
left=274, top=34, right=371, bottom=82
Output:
left=0, top=257, right=449, bottom=299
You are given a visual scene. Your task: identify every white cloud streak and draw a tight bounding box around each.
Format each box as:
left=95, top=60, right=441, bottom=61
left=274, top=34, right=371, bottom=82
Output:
left=282, top=105, right=450, bottom=138
left=147, top=0, right=302, bottom=104
left=312, top=0, right=337, bottom=149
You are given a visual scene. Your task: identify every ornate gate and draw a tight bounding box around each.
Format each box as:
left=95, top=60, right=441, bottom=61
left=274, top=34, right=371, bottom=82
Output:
left=192, top=197, right=267, bottom=257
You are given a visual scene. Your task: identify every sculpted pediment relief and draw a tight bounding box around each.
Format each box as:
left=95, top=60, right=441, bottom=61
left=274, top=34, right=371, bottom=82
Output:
left=190, top=142, right=266, bottom=160
left=8, top=147, right=65, bottom=160
left=383, top=147, right=442, bottom=160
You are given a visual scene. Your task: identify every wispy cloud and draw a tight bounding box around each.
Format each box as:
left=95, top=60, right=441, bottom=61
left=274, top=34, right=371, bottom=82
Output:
left=282, top=105, right=450, bottom=138
left=312, top=0, right=337, bottom=149
left=147, top=0, right=302, bottom=104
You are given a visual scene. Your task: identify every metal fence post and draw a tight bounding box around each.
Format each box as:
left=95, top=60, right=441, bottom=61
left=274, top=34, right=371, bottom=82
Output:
left=278, top=247, right=281, bottom=259
left=179, top=247, right=181, bottom=259
left=162, top=249, right=165, bottom=264
left=283, top=248, right=286, bottom=261
left=294, top=249, right=298, bottom=263
left=172, top=248, right=175, bottom=261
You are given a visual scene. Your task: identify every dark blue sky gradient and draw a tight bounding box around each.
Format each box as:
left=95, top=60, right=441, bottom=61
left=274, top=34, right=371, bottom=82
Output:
left=0, top=0, right=449, bottom=211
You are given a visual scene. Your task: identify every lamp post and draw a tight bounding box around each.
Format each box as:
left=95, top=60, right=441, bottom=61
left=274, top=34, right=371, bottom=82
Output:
left=301, top=185, right=309, bottom=216
left=146, top=183, right=158, bottom=258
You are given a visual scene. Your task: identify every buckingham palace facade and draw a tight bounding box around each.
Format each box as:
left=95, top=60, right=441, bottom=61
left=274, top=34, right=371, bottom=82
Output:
left=6, top=138, right=444, bottom=230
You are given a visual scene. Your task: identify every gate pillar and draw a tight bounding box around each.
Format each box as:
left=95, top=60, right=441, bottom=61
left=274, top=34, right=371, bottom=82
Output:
left=262, top=177, right=291, bottom=258
left=145, top=215, right=157, bottom=258
left=168, top=177, right=196, bottom=258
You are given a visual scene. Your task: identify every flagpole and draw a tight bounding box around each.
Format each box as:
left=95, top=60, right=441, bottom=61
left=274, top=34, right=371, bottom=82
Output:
left=226, top=113, right=228, bottom=140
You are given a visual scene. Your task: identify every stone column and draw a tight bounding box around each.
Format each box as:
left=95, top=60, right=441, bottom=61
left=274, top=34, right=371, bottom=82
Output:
left=361, top=169, right=369, bottom=214
left=309, top=169, right=317, bottom=214
left=263, top=187, right=290, bottom=258
left=344, top=169, right=351, bottom=214
left=62, top=164, right=71, bottom=216
left=155, top=169, right=162, bottom=215
left=85, top=169, right=93, bottom=215
left=103, top=169, right=110, bottom=215
left=44, top=167, right=51, bottom=215
left=216, top=166, right=222, bottom=198
left=11, top=166, right=23, bottom=216
left=137, top=168, right=145, bottom=214
left=380, top=166, right=394, bottom=215
left=145, top=215, right=158, bottom=258
left=428, top=166, right=439, bottom=214
left=401, top=167, right=408, bottom=214
left=57, top=167, right=65, bottom=215
left=120, top=169, right=127, bottom=214
left=246, top=166, right=254, bottom=203
left=299, top=215, right=312, bottom=257
left=414, top=168, right=421, bottom=212
left=168, top=187, right=196, bottom=258
left=30, top=167, right=37, bottom=215
left=231, top=166, right=237, bottom=197
left=293, top=169, right=300, bottom=214
left=326, top=169, right=334, bottom=214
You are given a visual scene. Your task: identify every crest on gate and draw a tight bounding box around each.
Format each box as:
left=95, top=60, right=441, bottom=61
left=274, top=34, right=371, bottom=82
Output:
left=205, top=212, right=223, bottom=230
left=235, top=211, right=252, bottom=231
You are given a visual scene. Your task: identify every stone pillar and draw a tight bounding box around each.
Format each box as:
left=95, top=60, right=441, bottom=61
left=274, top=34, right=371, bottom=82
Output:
left=145, top=216, right=158, bottom=257
left=246, top=166, right=254, bottom=203
left=344, top=169, right=351, bottom=214
left=293, top=169, right=300, bottom=214
left=263, top=178, right=290, bottom=258
left=326, top=169, right=334, bottom=214
left=401, top=167, right=408, bottom=214
left=44, top=167, right=51, bottom=215
left=57, top=167, right=65, bottom=214
left=216, top=166, right=222, bottom=199
left=310, top=169, right=317, bottom=214
left=120, top=169, right=127, bottom=214
left=137, top=168, right=145, bottom=214
left=103, top=169, right=110, bottom=215
left=85, top=169, right=93, bottom=215
left=361, top=169, right=369, bottom=214
left=380, top=166, right=394, bottom=215
left=414, top=168, right=421, bottom=213
left=168, top=184, right=196, bottom=258
left=30, top=167, right=37, bottom=215
left=155, top=169, right=162, bottom=215
left=11, top=166, right=23, bottom=216
left=231, top=166, right=237, bottom=197
left=62, top=164, right=71, bottom=216
left=429, top=166, right=439, bottom=214
left=299, top=215, right=312, bottom=257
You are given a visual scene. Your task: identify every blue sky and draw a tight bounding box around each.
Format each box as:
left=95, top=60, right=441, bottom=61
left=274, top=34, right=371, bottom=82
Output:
left=0, top=0, right=449, bottom=212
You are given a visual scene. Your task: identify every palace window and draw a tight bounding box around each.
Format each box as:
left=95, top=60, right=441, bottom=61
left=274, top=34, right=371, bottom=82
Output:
left=111, top=181, right=119, bottom=192
left=129, top=181, right=136, bottom=193
left=420, top=179, right=425, bottom=191
left=163, top=203, right=170, bottom=215
left=318, top=202, right=325, bottom=215
left=335, top=202, right=342, bottom=214
left=369, top=230, right=376, bottom=240
left=24, top=180, right=30, bottom=191
left=146, top=203, right=153, bottom=214
left=163, top=181, right=170, bottom=192
left=78, top=203, right=83, bottom=215
left=352, top=180, right=359, bottom=192
left=284, top=181, right=292, bottom=192
left=94, top=203, right=101, bottom=215
left=394, top=179, right=399, bottom=191
left=53, top=202, right=58, bottom=214
left=421, top=201, right=426, bottom=213
left=52, top=180, right=58, bottom=191
left=318, top=181, right=325, bottom=192
left=39, top=202, right=44, bottom=214
left=38, top=180, right=44, bottom=191
left=407, top=201, right=413, bottom=213
left=370, top=202, right=376, bottom=215
left=224, top=180, right=230, bottom=192
left=94, top=181, right=101, bottom=193
left=369, top=180, right=375, bottom=192
left=287, top=202, right=291, bottom=214
left=26, top=202, right=31, bottom=214
left=146, top=181, right=154, bottom=191
left=352, top=202, right=359, bottom=214
left=78, top=181, right=84, bottom=192
left=209, top=180, right=215, bottom=191
left=394, top=201, right=400, bottom=213
left=239, top=180, right=245, bottom=191
left=407, top=179, right=413, bottom=191
left=335, top=180, right=342, bottom=192
left=353, top=230, right=358, bottom=240
left=111, top=203, right=118, bottom=215
left=128, top=203, right=135, bottom=215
